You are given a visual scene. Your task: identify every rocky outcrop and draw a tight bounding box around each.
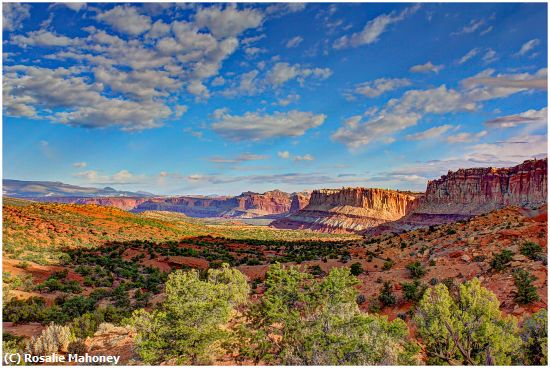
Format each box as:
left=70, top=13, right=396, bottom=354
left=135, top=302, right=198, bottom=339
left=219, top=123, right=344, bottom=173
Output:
left=30, top=197, right=151, bottom=211
left=271, top=188, right=421, bottom=233
left=289, top=192, right=311, bottom=213
left=134, top=190, right=294, bottom=218
left=367, top=158, right=548, bottom=235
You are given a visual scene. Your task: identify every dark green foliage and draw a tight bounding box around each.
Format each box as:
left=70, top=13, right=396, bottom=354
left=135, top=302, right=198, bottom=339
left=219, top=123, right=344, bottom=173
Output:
left=350, top=262, right=364, bottom=276
left=513, top=268, right=540, bottom=305
left=402, top=280, right=427, bottom=302
left=520, top=309, right=547, bottom=365
left=520, top=242, right=543, bottom=261
left=406, top=261, right=426, bottom=279
left=307, top=264, right=325, bottom=277
left=3, top=297, right=46, bottom=323
left=491, top=249, right=514, bottom=271
left=378, top=281, right=396, bottom=307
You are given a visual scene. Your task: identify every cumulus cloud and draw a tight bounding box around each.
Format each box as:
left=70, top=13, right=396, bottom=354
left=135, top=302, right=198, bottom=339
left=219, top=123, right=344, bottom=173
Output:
left=516, top=38, right=540, bottom=57
left=212, top=110, right=326, bottom=141
left=347, top=77, right=411, bottom=98
left=286, top=36, right=303, bottom=48
left=405, top=125, right=453, bottom=141
left=333, top=4, right=419, bottom=49
left=410, top=61, right=444, bottom=73
left=266, top=62, right=332, bottom=87
left=96, top=5, right=152, bottom=36
left=3, top=3, right=30, bottom=31
left=195, top=4, right=263, bottom=39
left=484, top=107, right=547, bottom=128
left=12, top=30, right=76, bottom=47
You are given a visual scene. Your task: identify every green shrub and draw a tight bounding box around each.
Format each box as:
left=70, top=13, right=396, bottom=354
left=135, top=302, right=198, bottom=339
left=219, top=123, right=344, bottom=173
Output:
left=402, top=280, right=426, bottom=302
left=382, top=259, right=394, bottom=270
left=513, top=268, right=539, bottom=305
left=520, top=242, right=543, bottom=261
left=350, top=262, right=364, bottom=276
left=378, top=281, right=396, bottom=307
left=491, top=249, right=514, bottom=271
left=406, top=261, right=426, bottom=279
left=520, top=309, right=547, bottom=365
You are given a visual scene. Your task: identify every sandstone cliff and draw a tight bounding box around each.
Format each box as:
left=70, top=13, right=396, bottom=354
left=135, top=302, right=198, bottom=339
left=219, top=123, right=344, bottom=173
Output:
left=134, top=190, right=293, bottom=218
left=271, top=188, right=421, bottom=233
left=367, top=158, right=548, bottom=234
left=289, top=192, right=311, bottom=213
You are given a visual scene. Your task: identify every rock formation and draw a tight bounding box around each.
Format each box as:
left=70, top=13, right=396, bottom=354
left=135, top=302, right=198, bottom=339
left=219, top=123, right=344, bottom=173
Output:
left=134, top=190, right=294, bottom=218
left=367, top=158, right=548, bottom=234
left=30, top=197, right=151, bottom=211
left=271, top=188, right=421, bottom=233
left=289, top=192, right=311, bottom=213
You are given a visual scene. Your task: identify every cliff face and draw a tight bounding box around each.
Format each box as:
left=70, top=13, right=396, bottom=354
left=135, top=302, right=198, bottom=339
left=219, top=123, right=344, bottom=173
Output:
left=134, top=191, right=293, bottom=218
left=367, top=158, right=548, bottom=235
left=289, top=192, right=311, bottom=213
left=271, top=188, right=421, bottom=233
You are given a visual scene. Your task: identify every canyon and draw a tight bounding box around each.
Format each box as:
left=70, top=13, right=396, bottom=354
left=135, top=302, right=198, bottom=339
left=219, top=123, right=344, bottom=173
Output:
left=273, top=158, right=548, bottom=234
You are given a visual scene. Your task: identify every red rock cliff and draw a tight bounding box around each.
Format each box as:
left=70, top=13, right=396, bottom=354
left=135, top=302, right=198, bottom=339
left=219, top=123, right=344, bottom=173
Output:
left=271, top=188, right=421, bottom=233
left=289, top=192, right=311, bottom=213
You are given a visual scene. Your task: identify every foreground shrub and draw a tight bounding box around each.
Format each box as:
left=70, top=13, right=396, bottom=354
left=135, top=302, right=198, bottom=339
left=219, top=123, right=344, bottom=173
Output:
left=406, top=261, right=426, bottom=279
left=414, top=278, right=520, bottom=365
left=520, top=309, right=548, bottom=365
left=25, top=323, right=74, bottom=356
left=130, top=264, right=249, bottom=365
left=520, top=242, right=543, bottom=260
left=239, top=264, right=419, bottom=365
left=491, top=249, right=514, bottom=271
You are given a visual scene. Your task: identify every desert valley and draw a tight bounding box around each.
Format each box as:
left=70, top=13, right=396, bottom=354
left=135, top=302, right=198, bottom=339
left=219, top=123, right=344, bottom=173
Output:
left=3, top=158, right=548, bottom=364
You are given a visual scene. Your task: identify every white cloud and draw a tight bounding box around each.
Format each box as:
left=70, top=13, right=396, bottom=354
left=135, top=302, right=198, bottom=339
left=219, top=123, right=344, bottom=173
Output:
left=208, top=152, right=269, bottom=163
left=516, top=39, right=540, bottom=57
left=266, top=62, right=332, bottom=87
left=12, top=30, right=76, bottom=47
left=447, top=130, right=487, bottom=143
left=451, top=18, right=485, bottom=36
left=286, top=36, right=303, bottom=48
left=211, top=76, right=225, bottom=86
left=347, top=77, right=411, bottom=98
left=73, top=162, right=87, bottom=168
left=484, top=107, right=547, bottom=128
left=60, top=3, right=86, bottom=12
left=333, top=4, right=419, bottom=49
left=96, top=5, right=152, bottom=36
left=212, top=110, right=326, bottom=141
left=457, top=48, right=480, bottom=64
left=3, top=3, right=30, bottom=31
left=410, top=61, right=444, bottom=74
left=405, top=125, right=453, bottom=141
left=482, top=48, right=498, bottom=64
left=277, top=151, right=290, bottom=159
left=294, top=154, right=314, bottom=161
left=195, top=4, right=263, bottom=39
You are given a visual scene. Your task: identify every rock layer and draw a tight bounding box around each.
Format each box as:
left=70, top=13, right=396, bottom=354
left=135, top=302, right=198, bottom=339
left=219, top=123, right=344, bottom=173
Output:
left=134, top=190, right=294, bottom=218
left=30, top=197, right=151, bottom=211
left=271, top=188, right=421, bottom=233
left=367, top=158, right=548, bottom=234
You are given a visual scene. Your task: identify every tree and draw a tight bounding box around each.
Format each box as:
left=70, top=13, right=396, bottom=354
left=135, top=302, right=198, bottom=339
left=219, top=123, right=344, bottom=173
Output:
left=414, top=278, right=520, bottom=365
left=402, top=280, right=426, bottom=302
left=239, top=264, right=419, bottom=365
left=349, top=262, right=364, bottom=276
left=378, top=281, right=396, bottom=307
left=491, top=249, right=514, bottom=271
left=520, top=309, right=547, bottom=365
left=130, top=264, right=249, bottom=365
left=513, top=268, right=540, bottom=305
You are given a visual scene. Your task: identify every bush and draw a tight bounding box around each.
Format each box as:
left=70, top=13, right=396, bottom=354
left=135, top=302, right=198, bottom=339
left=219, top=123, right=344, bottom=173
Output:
left=382, top=259, right=394, bottom=270
left=406, top=261, right=426, bottom=279
left=520, top=309, right=547, bottom=365
left=415, top=278, right=520, bottom=365
left=3, top=297, right=45, bottom=323
left=402, top=280, right=426, bottom=302
left=513, top=268, right=539, bottom=305
left=67, top=339, right=87, bottom=355
left=349, top=262, right=364, bottom=276
left=491, top=249, right=514, bottom=271
left=378, top=281, right=396, bottom=307
left=26, top=323, right=74, bottom=355
left=520, top=242, right=543, bottom=260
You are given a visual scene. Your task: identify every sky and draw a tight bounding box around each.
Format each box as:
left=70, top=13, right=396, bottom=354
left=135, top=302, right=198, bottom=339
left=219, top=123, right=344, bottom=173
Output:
left=2, top=2, right=548, bottom=195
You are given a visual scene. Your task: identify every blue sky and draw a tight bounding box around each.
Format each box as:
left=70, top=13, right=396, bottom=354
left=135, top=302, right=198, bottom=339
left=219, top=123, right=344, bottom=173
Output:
left=3, top=2, right=547, bottom=195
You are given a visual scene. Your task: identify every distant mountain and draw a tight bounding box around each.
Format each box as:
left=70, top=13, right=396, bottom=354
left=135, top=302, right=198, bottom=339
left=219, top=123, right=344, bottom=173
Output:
left=3, top=179, right=154, bottom=198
